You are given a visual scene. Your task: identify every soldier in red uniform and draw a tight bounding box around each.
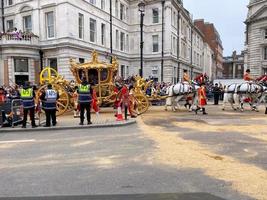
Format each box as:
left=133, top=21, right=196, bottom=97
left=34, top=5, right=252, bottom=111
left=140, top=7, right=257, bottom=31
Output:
left=244, top=69, right=254, bottom=81
left=195, top=83, right=208, bottom=115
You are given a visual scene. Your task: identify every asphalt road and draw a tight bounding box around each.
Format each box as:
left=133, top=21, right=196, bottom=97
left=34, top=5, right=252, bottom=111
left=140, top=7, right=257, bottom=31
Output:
left=1, top=104, right=267, bottom=200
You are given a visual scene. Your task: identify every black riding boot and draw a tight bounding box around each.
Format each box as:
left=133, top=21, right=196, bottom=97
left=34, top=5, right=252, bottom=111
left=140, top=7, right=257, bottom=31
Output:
left=265, top=107, right=267, bottom=115
left=202, top=108, right=208, bottom=115
left=195, top=107, right=201, bottom=115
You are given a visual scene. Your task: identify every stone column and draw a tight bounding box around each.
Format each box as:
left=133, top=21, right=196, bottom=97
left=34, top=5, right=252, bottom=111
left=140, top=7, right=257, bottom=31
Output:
left=4, top=59, right=9, bottom=85
left=34, top=60, right=40, bottom=84
left=232, top=62, right=236, bottom=79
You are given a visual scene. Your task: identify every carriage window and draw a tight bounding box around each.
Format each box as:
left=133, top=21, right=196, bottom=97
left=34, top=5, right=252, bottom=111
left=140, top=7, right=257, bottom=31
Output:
left=78, top=69, right=86, bottom=81
left=100, top=69, right=108, bottom=82
left=88, top=69, right=98, bottom=85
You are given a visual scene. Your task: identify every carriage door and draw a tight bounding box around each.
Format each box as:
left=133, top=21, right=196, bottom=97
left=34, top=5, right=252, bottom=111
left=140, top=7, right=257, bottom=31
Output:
left=14, top=57, right=29, bottom=86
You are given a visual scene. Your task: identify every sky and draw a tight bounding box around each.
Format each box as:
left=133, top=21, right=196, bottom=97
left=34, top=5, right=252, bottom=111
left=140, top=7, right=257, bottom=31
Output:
left=183, top=0, right=249, bottom=56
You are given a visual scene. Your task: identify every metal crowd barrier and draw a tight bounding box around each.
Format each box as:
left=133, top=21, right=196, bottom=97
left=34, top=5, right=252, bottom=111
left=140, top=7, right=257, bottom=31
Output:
left=0, top=99, right=23, bottom=128
left=10, top=99, right=23, bottom=127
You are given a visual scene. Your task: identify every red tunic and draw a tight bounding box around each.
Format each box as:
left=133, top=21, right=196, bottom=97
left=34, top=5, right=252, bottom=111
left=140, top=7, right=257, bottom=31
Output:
left=243, top=73, right=253, bottom=81
left=91, top=89, right=99, bottom=112
left=198, top=87, right=207, bottom=106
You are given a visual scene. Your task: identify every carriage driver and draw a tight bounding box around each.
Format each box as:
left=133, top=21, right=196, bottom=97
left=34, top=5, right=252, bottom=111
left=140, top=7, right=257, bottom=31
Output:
left=78, top=77, right=93, bottom=125
left=183, top=70, right=191, bottom=83
left=244, top=69, right=254, bottom=82
left=40, top=84, right=59, bottom=127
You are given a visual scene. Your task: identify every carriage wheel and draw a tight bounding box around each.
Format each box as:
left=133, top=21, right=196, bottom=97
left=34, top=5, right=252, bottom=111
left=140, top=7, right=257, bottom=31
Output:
left=39, top=67, right=59, bottom=85
left=135, top=94, right=149, bottom=114
left=37, top=84, right=69, bottom=116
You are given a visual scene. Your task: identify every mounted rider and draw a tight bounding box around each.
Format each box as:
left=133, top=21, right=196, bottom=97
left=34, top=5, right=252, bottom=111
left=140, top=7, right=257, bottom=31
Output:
left=244, top=69, right=254, bottom=82
left=183, top=70, right=191, bottom=83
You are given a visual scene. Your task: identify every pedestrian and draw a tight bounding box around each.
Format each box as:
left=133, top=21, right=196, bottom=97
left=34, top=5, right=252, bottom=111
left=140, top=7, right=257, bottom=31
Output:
left=195, top=83, right=208, bottom=115
left=78, top=78, right=93, bottom=125
left=212, top=83, right=220, bottom=105
left=40, top=84, right=59, bottom=127
left=19, top=82, right=37, bottom=128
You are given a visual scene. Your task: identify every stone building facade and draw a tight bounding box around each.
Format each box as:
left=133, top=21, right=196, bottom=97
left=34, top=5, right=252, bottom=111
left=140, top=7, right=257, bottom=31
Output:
left=245, top=0, right=267, bottom=77
left=223, top=51, right=245, bottom=79
left=0, top=0, right=216, bottom=85
left=194, top=19, right=224, bottom=80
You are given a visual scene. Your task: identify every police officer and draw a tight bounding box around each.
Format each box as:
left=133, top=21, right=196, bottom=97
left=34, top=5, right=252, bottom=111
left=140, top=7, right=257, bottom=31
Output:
left=19, top=82, right=37, bottom=128
left=78, top=78, right=93, bottom=125
left=40, top=84, right=59, bottom=127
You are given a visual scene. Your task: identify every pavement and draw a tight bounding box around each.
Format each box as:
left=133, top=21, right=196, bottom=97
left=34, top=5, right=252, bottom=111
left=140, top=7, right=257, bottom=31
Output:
left=0, top=193, right=226, bottom=200
left=0, top=108, right=136, bottom=133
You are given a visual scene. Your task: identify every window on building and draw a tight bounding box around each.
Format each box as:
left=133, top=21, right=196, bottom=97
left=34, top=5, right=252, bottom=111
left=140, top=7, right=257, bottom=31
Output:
left=152, top=8, right=159, bottom=23
left=126, top=7, right=129, bottom=21
left=6, top=20, right=13, bottom=31
left=126, top=66, right=129, bottom=77
left=152, top=35, right=159, bottom=52
left=89, top=0, right=96, bottom=5
left=6, top=0, right=12, bottom=6
left=173, top=11, right=176, bottom=26
left=121, top=65, right=125, bottom=78
left=101, top=23, right=106, bottom=46
left=46, top=12, right=55, bottom=38
left=120, top=3, right=125, bottom=20
left=90, top=18, right=96, bottom=42
left=120, top=32, right=125, bottom=51
left=79, top=58, right=85, bottom=63
left=78, top=13, right=84, bottom=39
left=23, top=15, right=32, bottom=33
left=126, top=34, right=129, bottom=52
left=115, top=0, right=119, bottom=17
left=116, top=30, right=119, bottom=49
left=264, top=47, right=267, bottom=60
left=48, top=58, right=57, bottom=71
left=152, top=66, right=158, bottom=76
left=265, top=29, right=267, bottom=39
left=14, top=58, right=28, bottom=72
left=101, top=0, right=105, bottom=10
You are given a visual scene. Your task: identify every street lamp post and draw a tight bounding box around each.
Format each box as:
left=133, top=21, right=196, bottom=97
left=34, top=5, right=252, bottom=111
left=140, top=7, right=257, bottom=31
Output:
left=138, top=1, right=145, bottom=77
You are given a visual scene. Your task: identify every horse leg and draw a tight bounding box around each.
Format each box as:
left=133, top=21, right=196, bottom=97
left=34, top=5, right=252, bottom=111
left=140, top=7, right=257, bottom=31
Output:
left=234, top=93, right=242, bottom=111
left=222, top=93, right=228, bottom=111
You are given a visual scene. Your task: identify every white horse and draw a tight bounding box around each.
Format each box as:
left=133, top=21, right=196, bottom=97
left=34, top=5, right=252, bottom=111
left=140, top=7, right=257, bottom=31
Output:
left=165, top=82, right=199, bottom=111
left=222, top=83, right=240, bottom=111
left=223, top=82, right=266, bottom=112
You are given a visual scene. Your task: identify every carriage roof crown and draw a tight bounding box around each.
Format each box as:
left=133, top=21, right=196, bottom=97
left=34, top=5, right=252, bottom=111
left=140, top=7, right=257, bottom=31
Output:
left=70, top=51, right=119, bottom=84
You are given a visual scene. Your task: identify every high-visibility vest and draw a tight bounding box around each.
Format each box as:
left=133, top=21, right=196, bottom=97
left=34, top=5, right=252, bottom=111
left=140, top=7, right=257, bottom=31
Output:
left=78, top=84, right=92, bottom=103
left=42, top=89, right=57, bottom=110
left=20, top=88, right=34, bottom=109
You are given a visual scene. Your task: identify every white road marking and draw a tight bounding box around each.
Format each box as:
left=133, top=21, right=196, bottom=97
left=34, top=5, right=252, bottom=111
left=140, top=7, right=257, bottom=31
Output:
left=0, top=139, right=36, bottom=144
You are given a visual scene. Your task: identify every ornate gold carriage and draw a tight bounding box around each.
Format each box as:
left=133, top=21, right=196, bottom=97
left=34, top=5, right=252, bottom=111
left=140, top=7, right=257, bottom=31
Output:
left=38, top=51, right=152, bottom=115
left=70, top=51, right=151, bottom=114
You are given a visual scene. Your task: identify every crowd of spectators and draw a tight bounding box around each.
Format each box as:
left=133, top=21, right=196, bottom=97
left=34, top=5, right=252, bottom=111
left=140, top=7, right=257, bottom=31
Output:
left=0, top=27, right=38, bottom=40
